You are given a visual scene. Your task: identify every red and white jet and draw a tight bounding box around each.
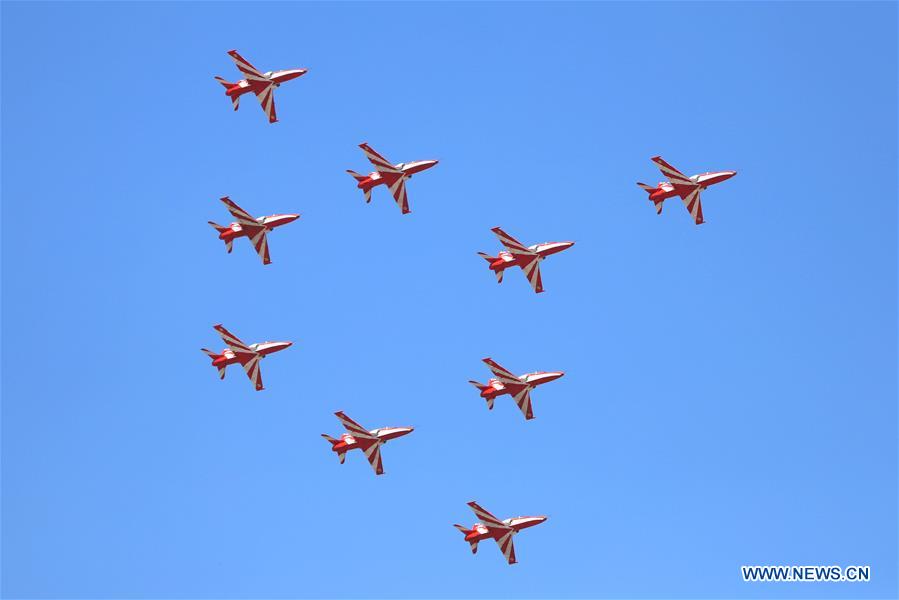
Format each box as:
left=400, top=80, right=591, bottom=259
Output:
left=214, top=50, right=307, bottom=123
left=469, top=357, right=563, bottom=420
left=321, top=411, right=413, bottom=475
left=208, top=196, right=298, bottom=265
left=454, top=501, right=547, bottom=565
left=478, top=227, right=574, bottom=293
left=201, top=324, right=292, bottom=391
left=637, top=156, right=736, bottom=225
left=346, top=142, right=438, bottom=214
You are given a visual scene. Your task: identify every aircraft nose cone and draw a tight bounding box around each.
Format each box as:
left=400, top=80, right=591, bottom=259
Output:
left=723, top=171, right=736, bottom=180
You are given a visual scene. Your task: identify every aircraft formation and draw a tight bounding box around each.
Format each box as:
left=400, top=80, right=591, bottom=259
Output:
left=202, top=49, right=737, bottom=565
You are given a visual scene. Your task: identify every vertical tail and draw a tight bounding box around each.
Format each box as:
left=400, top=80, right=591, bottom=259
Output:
left=637, top=182, right=664, bottom=214
left=201, top=348, right=226, bottom=379
left=346, top=169, right=367, bottom=183
left=453, top=524, right=478, bottom=554
left=321, top=434, right=346, bottom=463
left=477, top=253, right=503, bottom=283
left=208, top=222, right=234, bottom=253
left=347, top=171, right=372, bottom=203
left=215, top=77, right=239, bottom=110
left=468, top=381, right=495, bottom=410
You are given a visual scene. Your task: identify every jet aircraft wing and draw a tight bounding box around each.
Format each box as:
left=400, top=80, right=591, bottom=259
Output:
left=679, top=187, right=704, bottom=225
left=467, top=501, right=511, bottom=530
left=359, top=143, right=402, bottom=174
left=214, top=324, right=264, bottom=390
left=227, top=50, right=270, bottom=84
left=512, top=387, right=534, bottom=420
left=334, top=412, right=384, bottom=474
left=482, top=358, right=522, bottom=385
left=220, top=197, right=271, bottom=264
left=334, top=411, right=377, bottom=440
left=496, top=530, right=517, bottom=564
left=490, top=227, right=533, bottom=255
left=651, top=156, right=695, bottom=187
left=363, top=441, right=384, bottom=475
left=467, top=502, right=517, bottom=564
left=491, top=227, right=543, bottom=292
left=253, top=84, right=278, bottom=123
left=387, top=176, right=409, bottom=214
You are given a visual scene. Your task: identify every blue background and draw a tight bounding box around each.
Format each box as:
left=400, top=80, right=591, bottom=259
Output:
left=2, top=2, right=896, bottom=598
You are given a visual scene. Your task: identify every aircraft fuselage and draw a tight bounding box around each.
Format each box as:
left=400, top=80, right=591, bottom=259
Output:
left=353, top=160, right=439, bottom=192
left=487, top=242, right=574, bottom=273
left=479, top=371, right=565, bottom=399
left=462, top=516, right=547, bottom=545
left=214, top=214, right=299, bottom=243
left=649, top=170, right=736, bottom=202
left=223, top=69, right=307, bottom=99
left=210, top=341, right=292, bottom=369
left=328, top=427, right=414, bottom=453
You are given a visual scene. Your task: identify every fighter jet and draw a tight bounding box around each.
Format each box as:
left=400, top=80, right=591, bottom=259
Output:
left=201, top=324, right=292, bottom=391
left=322, top=411, right=413, bottom=475
left=469, top=357, right=563, bottom=420
left=214, top=49, right=307, bottom=123
left=208, top=196, right=298, bottom=265
left=637, top=156, right=736, bottom=225
left=478, top=227, right=574, bottom=293
left=454, top=501, right=547, bottom=565
left=346, top=142, right=438, bottom=214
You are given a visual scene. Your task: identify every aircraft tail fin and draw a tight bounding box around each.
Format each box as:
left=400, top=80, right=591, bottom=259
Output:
left=321, top=434, right=347, bottom=463
left=453, top=524, right=479, bottom=554
left=468, top=380, right=487, bottom=390
left=637, top=183, right=664, bottom=215
left=201, top=349, right=226, bottom=379
left=346, top=169, right=367, bottom=183
left=477, top=253, right=503, bottom=283
left=208, top=222, right=234, bottom=252
left=347, top=171, right=372, bottom=203
left=469, top=381, right=495, bottom=410
left=208, top=221, right=228, bottom=234
left=214, top=78, right=240, bottom=110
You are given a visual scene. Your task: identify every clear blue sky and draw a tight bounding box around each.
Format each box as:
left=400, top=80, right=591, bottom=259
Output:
left=2, top=2, right=896, bottom=598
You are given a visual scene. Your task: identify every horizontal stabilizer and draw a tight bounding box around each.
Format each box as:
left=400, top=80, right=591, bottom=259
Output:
left=346, top=169, right=367, bottom=183
left=453, top=525, right=478, bottom=554
left=468, top=380, right=488, bottom=392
